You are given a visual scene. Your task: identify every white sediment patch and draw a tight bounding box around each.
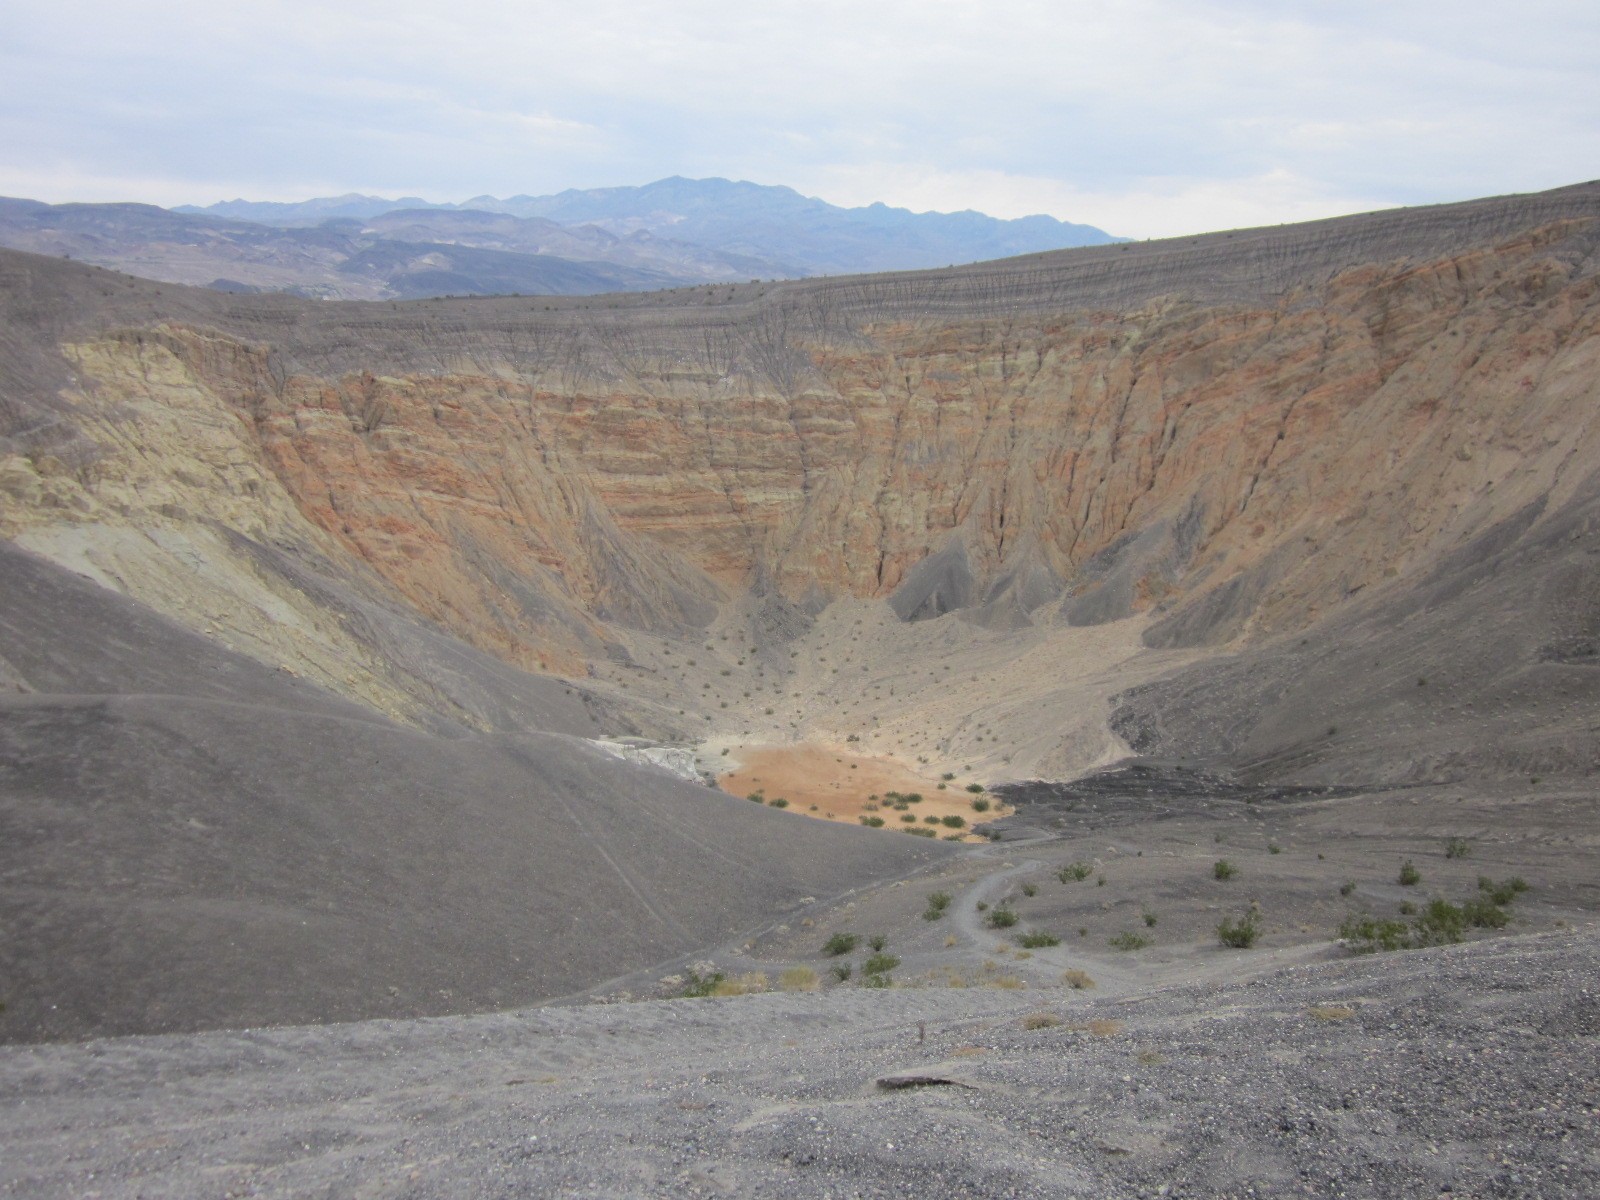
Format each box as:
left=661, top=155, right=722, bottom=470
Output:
left=587, top=738, right=707, bottom=784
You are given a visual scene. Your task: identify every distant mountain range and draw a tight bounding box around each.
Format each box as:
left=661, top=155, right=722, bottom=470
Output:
left=0, top=178, right=1119, bottom=301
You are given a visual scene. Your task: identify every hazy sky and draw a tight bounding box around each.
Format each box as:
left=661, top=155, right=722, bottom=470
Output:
left=2, top=0, right=1595, bottom=238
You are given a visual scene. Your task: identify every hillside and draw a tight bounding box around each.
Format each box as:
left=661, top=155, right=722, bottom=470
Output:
left=0, top=179, right=1121, bottom=302
left=2, top=180, right=1599, bottom=1050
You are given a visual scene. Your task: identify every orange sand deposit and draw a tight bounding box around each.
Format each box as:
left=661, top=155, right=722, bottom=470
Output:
left=717, top=743, right=1002, bottom=835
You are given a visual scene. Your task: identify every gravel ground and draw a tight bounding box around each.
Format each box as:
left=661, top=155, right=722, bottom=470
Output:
left=2, top=931, right=1594, bottom=1198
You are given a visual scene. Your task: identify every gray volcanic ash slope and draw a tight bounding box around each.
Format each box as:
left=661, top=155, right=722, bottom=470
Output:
left=1, top=930, right=1594, bottom=1198
left=0, top=544, right=951, bottom=1043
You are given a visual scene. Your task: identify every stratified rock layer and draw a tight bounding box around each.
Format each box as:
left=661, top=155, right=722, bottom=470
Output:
left=3, top=184, right=1597, bottom=701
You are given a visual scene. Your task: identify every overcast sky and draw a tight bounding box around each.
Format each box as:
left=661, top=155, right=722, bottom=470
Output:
left=1, top=0, right=1595, bottom=238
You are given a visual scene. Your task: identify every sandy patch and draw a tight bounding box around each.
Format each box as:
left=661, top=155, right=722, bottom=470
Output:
left=717, top=742, right=1003, bottom=837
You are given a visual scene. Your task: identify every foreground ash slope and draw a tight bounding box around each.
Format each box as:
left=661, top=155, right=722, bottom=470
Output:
left=2, top=931, right=1594, bottom=1198
left=0, top=543, right=951, bottom=1042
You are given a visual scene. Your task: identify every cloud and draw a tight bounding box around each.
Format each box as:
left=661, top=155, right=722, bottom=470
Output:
left=0, top=0, right=1594, bottom=236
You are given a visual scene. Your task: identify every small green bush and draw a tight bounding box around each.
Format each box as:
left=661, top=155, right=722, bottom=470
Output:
left=1461, top=895, right=1510, bottom=929
left=942, top=814, right=966, bottom=829
left=986, top=908, right=1019, bottom=929
left=1213, top=860, right=1238, bottom=881
left=868, top=934, right=888, bottom=952
left=1444, top=837, right=1471, bottom=859
left=768, top=797, right=788, bottom=808
left=829, top=962, right=852, bottom=982
left=1479, top=876, right=1529, bottom=906
left=1109, top=931, right=1151, bottom=951
left=1339, top=880, right=1356, bottom=897
left=862, top=953, right=900, bottom=976
left=1398, top=860, right=1421, bottom=886
left=1021, top=882, right=1037, bottom=897
left=900, top=813, right=916, bottom=823
left=676, top=969, right=727, bottom=998
left=1216, top=910, right=1261, bottom=948
left=823, top=933, right=859, bottom=956
left=1016, top=930, right=1061, bottom=948
left=966, top=783, right=985, bottom=794
left=1338, top=914, right=1411, bottom=954
left=859, top=815, right=885, bottom=827
left=1142, top=911, right=1158, bottom=928
left=1059, top=862, right=1093, bottom=883
left=923, top=814, right=940, bottom=824
left=1411, top=899, right=1466, bottom=946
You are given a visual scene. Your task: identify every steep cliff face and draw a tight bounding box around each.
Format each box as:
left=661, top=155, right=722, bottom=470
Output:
left=2, top=185, right=1598, bottom=748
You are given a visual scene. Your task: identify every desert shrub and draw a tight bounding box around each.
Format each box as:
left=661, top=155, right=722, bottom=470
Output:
left=1339, top=880, right=1356, bottom=897
left=859, top=815, right=885, bottom=827
left=976, top=901, right=988, bottom=911
left=1062, top=969, right=1095, bottom=990
left=1216, top=910, right=1261, bottom=948
left=987, top=975, right=1025, bottom=990
left=747, top=793, right=764, bottom=803
left=942, top=815, right=966, bottom=829
left=860, top=972, right=892, bottom=989
left=868, top=934, right=888, bottom=952
left=923, top=892, right=952, bottom=921
left=1059, top=862, right=1093, bottom=883
left=1213, top=860, right=1238, bottom=881
left=779, top=966, right=819, bottom=992
left=1016, top=930, right=1061, bottom=948
left=823, top=932, right=859, bottom=956
left=1444, top=837, right=1471, bottom=859
left=1479, top=876, right=1529, bottom=905
left=863, top=953, right=900, bottom=976
left=1411, top=899, right=1467, bottom=946
left=900, top=813, right=916, bottom=823
left=676, top=969, right=726, bottom=998
left=966, top=783, right=985, bottom=794
left=905, top=793, right=924, bottom=804
left=942, top=772, right=956, bottom=781
left=986, top=908, right=1019, bottom=929
left=906, top=827, right=937, bottom=837
left=970, top=797, right=991, bottom=812
left=1308, top=1004, right=1356, bottom=1021
left=1268, top=844, right=1282, bottom=855
left=829, top=962, right=852, bottom=982
left=768, top=797, right=788, bottom=808
left=1338, top=914, right=1411, bottom=954
left=712, top=971, right=768, bottom=996
left=1021, top=1012, right=1061, bottom=1030
left=923, top=814, right=940, bottom=824
left=1021, top=882, right=1037, bottom=897
left=1142, top=911, right=1158, bottom=928
left=1461, top=895, right=1510, bottom=929
left=1398, top=900, right=1417, bottom=915
left=1398, top=859, right=1421, bottom=886
left=1109, top=931, right=1151, bottom=951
